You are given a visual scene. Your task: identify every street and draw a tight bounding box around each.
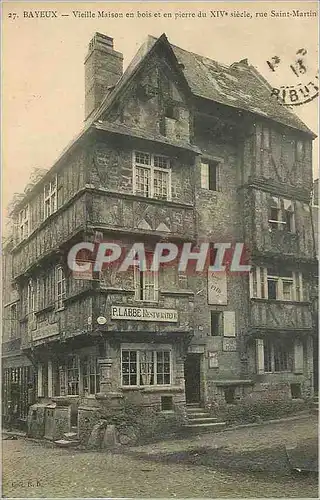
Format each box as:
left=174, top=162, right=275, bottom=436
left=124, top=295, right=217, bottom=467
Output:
left=2, top=415, right=318, bottom=498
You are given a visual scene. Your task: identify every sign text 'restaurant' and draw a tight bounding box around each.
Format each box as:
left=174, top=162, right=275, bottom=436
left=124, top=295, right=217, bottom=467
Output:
left=111, top=306, right=178, bottom=322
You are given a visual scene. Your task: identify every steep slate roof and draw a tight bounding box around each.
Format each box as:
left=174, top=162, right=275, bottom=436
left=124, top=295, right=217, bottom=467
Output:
left=95, top=33, right=315, bottom=137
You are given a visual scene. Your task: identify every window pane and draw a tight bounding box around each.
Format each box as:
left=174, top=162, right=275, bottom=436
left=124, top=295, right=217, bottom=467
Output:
left=264, top=342, right=272, bottom=372
left=135, top=152, right=151, bottom=165
left=154, top=155, right=169, bottom=169
left=267, top=279, right=277, bottom=299
left=135, top=167, right=151, bottom=197
left=153, top=169, right=169, bottom=199
left=282, top=280, right=293, bottom=301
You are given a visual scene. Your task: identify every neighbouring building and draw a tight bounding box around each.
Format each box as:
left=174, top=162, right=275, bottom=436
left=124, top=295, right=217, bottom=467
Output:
left=2, top=32, right=317, bottom=442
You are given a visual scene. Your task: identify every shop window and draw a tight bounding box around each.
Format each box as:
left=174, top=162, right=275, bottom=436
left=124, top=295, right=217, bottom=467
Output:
left=83, top=356, right=100, bottom=395
left=121, top=348, right=171, bottom=387
left=66, top=355, right=79, bottom=395
left=263, top=340, right=292, bottom=373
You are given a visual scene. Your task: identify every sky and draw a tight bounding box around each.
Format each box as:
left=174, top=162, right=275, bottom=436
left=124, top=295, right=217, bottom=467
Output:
left=2, top=1, right=319, bottom=220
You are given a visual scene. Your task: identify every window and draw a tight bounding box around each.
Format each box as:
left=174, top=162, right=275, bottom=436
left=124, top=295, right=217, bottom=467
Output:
left=210, top=311, right=221, bottom=335
left=264, top=340, right=292, bottom=372
left=290, top=383, right=302, bottom=399
left=200, top=159, right=219, bottom=191
left=295, top=140, right=305, bottom=162
left=268, top=197, right=284, bottom=230
left=66, top=355, right=79, bottom=395
left=83, top=356, right=100, bottom=395
left=121, top=349, right=171, bottom=387
left=19, top=206, right=29, bottom=241
left=134, top=265, right=158, bottom=302
left=268, top=196, right=295, bottom=233
left=10, top=303, right=18, bottom=339
left=283, top=199, right=295, bottom=233
left=27, top=279, right=36, bottom=314
left=44, top=176, right=57, bottom=219
left=250, top=267, right=303, bottom=301
left=56, top=266, right=66, bottom=309
left=267, top=268, right=294, bottom=301
left=133, top=151, right=171, bottom=200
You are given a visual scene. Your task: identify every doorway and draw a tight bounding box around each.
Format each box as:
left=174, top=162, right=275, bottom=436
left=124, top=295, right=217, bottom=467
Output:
left=184, top=354, right=201, bottom=404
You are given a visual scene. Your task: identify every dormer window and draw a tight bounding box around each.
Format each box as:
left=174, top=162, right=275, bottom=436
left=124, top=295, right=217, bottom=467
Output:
left=44, top=175, right=57, bottom=219
left=133, top=151, right=171, bottom=201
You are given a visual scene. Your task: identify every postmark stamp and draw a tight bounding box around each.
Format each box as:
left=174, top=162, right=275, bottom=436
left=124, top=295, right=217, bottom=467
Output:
left=267, top=48, right=319, bottom=106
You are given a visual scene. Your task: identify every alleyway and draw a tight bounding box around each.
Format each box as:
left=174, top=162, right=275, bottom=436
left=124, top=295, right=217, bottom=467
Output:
left=2, top=416, right=318, bottom=498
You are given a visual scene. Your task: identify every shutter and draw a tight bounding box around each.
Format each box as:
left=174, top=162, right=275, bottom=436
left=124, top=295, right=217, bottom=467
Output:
left=256, top=338, right=264, bottom=374
left=47, top=361, right=53, bottom=398
left=37, top=364, right=43, bottom=397
left=293, top=339, right=304, bottom=374
left=223, top=311, right=235, bottom=337
left=200, top=161, right=209, bottom=189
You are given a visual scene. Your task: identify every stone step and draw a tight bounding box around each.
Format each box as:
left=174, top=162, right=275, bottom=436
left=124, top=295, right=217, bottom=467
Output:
left=182, top=421, right=226, bottom=433
left=63, top=432, right=78, bottom=440
left=186, top=403, right=201, bottom=407
left=187, top=417, right=219, bottom=425
left=54, top=439, right=80, bottom=448
left=186, top=411, right=212, bottom=418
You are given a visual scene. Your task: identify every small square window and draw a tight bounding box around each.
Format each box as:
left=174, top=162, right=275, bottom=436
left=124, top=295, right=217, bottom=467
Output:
left=161, top=396, right=173, bottom=411
left=290, top=383, right=302, bottom=399
left=224, top=387, right=236, bottom=404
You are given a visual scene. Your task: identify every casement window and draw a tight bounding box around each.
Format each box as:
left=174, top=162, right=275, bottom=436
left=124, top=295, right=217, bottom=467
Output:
left=263, top=340, right=292, bottom=372
left=66, top=355, right=79, bottom=395
left=82, top=356, right=100, bottom=395
left=200, top=159, right=220, bottom=191
left=56, top=266, right=66, bottom=309
left=121, top=348, right=171, bottom=387
left=44, top=175, right=57, bottom=219
left=134, top=264, right=158, bottom=302
left=256, top=338, right=295, bottom=374
left=268, top=197, right=284, bottom=230
left=267, top=268, right=294, bottom=301
left=268, top=196, right=295, bottom=233
left=133, top=151, right=171, bottom=200
left=19, top=206, right=29, bottom=241
left=250, top=267, right=304, bottom=301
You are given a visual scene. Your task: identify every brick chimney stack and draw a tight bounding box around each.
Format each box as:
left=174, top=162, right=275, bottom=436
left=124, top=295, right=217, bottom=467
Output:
left=84, top=33, right=123, bottom=121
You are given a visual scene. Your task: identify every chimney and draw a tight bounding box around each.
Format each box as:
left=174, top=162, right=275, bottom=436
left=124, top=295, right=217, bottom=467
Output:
left=84, top=33, right=123, bottom=121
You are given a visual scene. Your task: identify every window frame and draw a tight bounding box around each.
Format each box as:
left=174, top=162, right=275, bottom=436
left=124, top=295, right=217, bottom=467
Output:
left=66, top=355, right=80, bottom=396
left=44, top=175, right=58, bottom=219
left=121, top=346, right=172, bottom=388
left=134, top=263, right=159, bottom=303
left=82, top=356, right=100, bottom=396
left=27, top=278, right=36, bottom=315
left=200, top=158, right=220, bottom=191
left=250, top=267, right=303, bottom=302
left=133, top=151, right=172, bottom=201
left=55, top=265, right=66, bottom=310
left=263, top=340, right=292, bottom=373
left=18, top=205, right=29, bottom=241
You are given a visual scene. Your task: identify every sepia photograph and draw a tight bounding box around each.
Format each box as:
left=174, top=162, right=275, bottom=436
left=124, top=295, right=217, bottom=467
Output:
left=1, top=1, right=319, bottom=498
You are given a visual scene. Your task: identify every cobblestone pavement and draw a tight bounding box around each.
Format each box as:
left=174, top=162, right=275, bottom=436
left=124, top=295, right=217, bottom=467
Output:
left=2, top=416, right=318, bottom=498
